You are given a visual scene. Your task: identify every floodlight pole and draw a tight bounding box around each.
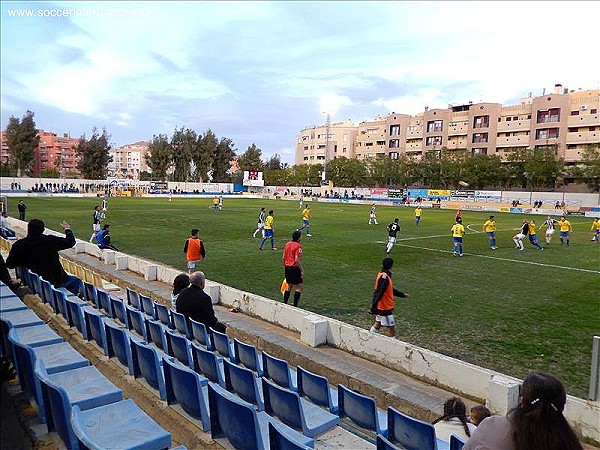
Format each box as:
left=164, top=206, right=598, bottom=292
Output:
left=322, top=112, right=331, bottom=183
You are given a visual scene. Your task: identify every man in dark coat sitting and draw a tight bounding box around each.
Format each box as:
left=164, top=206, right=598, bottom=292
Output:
left=176, top=271, right=226, bottom=333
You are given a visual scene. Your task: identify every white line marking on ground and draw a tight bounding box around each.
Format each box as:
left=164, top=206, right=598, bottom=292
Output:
left=466, top=224, right=482, bottom=233
left=397, top=243, right=600, bottom=274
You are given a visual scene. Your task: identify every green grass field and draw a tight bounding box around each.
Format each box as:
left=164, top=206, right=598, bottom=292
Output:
left=8, top=196, right=599, bottom=397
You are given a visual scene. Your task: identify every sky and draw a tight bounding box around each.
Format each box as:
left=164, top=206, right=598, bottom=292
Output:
left=2, top=1, right=599, bottom=165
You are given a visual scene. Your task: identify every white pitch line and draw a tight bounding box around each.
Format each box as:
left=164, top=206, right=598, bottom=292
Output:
left=397, top=243, right=600, bottom=274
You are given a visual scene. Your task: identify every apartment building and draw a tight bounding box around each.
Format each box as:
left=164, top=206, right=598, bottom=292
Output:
left=0, top=130, right=81, bottom=176
left=108, top=141, right=149, bottom=179
left=295, top=86, right=599, bottom=165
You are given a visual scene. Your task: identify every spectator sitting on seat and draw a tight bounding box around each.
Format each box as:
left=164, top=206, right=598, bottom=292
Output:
left=0, top=212, right=16, bottom=239
left=469, top=404, right=491, bottom=427
left=463, top=372, right=582, bottom=450
left=432, top=397, right=475, bottom=443
left=96, top=224, right=119, bottom=251
left=6, top=219, right=82, bottom=295
left=171, top=273, right=190, bottom=311
left=176, top=271, right=226, bottom=333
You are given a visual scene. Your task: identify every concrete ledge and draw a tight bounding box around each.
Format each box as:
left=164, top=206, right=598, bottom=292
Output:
left=204, top=283, right=220, bottom=305
left=83, top=242, right=104, bottom=259
left=103, top=250, right=116, bottom=265
left=156, top=266, right=182, bottom=285
left=487, top=374, right=520, bottom=415
left=115, top=254, right=128, bottom=270
left=74, top=241, right=86, bottom=253
left=301, top=314, right=328, bottom=347
left=145, top=264, right=157, bottom=281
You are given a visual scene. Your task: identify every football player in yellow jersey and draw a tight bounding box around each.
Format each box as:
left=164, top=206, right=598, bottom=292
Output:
left=451, top=218, right=465, bottom=256
left=557, top=216, right=573, bottom=246
left=296, top=204, right=312, bottom=236
left=527, top=219, right=544, bottom=250
left=482, top=215, right=497, bottom=249
left=259, top=210, right=277, bottom=251
left=590, top=218, right=600, bottom=243
left=414, top=206, right=422, bottom=228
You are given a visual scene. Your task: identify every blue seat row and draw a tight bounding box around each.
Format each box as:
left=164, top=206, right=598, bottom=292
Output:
left=3, top=272, right=177, bottom=450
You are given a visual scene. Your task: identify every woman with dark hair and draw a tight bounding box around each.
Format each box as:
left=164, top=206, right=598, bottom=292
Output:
left=464, top=372, right=582, bottom=450
left=432, top=397, right=475, bottom=443
left=171, top=273, right=190, bottom=310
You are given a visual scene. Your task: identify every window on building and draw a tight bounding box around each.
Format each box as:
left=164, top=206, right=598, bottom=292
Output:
left=537, top=108, right=560, bottom=123
left=570, top=110, right=580, bottom=116
left=506, top=117, right=511, bottom=121
left=376, top=140, right=385, bottom=146
left=389, top=139, right=400, bottom=148
left=513, top=116, right=518, bottom=121
left=425, top=136, right=443, bottom=146
left=472, top=148, right=487, bottom=155
left=427, top=120, right=443, bottom=132
left=365, top=142, right=373, bottom=147
left=535, top=128, right=559, bottom=139
left=473, top=115, right=490, bottom=128
left=472, top=133, right=489, bottom=144
left=389, top=152, right=399, bottom=160
left=591, top=108, right=598, bottom=114
left=389, top=125, right=401, bottom=135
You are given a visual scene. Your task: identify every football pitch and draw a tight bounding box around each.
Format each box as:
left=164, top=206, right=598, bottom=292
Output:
left=11, top=196, right=600, bottom=398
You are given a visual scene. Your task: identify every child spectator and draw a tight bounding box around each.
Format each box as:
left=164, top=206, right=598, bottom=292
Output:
left=469, top=405, right=491, bottom=427
left=432, top=397, right=476, bottom=443
left=171, top=273, right=190, bottom=310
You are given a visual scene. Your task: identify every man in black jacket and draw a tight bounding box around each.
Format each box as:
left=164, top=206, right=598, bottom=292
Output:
left=6, top=219, right=81, bottom=295
left=176, top=271, right=225, bottom=333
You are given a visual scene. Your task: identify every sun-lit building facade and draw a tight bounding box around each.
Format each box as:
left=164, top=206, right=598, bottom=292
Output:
left=108, top=141, right=149, bottom=179
left=295, top=86, right=600, bottom=165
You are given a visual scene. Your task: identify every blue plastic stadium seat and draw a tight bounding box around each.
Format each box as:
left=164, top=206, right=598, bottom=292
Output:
left=96, top=289, right=114, bottom=318
left=104, top=318, right=135, bottom=375
left=166, top=328, right=193, bottom=367
left=30, top=271, right=43, bottom=296
left=126, top=304, right=148, bottom=340
left=191, top=342, right=225, bottom=386
left=38, top=278, right=52, bottom=304
left=0, top=295, right=28, bottom=312
left=171, top=310, right=191, bottom=339
left=130, top=337, right=167, bottom=400
left=211, top=328, right=236, bottom=363
left=53, top=287, right=83, bottom=323
left=189, top=318, right=212, bottom=350
left=262, top=351, right=298, bottom=391
left=155, top=303, right=172, bottom=328
left=297, top=365, right=339, bottom=414
left=126, top=287, right=141, bottom=310
left=262, top=377, right=339, bottom=438
left=208, top=382, right=313, bottom=449
left=84, top=309, right=109, bottom=355
left=387, top=406, right=450, bottom=450
left=0, top=308, right=44, bottom=329
left=450, top=434, right=465, bottom=450
left=140, top=294, right=156, bottom=319
left=8, top=331, right=90, bottom=422
left=1, top=322, right=62, bottom=364
left=34, top=358, right=122, bottom=449
left=65, top=296, right=97, bottom=339
left=162, top=356, right=210, bottom=431
left=377, top=434, right=403, bottom=450
left=268, top=421, right=314, bottom=450
left=223, top=358, right=264, bottom=411
left=71, top=399, right=171, bottom=450
left=83, top=281, right=99, bottom=307
left=338, top=384, right=387, bottom=440
left=147, top=319, right=169, bottom=352
left=111, top=296, right=129, bottom=328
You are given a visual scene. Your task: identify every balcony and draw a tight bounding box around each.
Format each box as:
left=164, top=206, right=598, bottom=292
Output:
left=566, top=131, right=599, bottom=144
left=496, top=136, right=530, bottom=148
left=537, top=115, right=560, bottom=124
left=472, top=137, right=488, bottom=144
left=567, top=114, right=600, bottom=127
left=472, top=122, right=490, bottom=129
left=497, top=119, right=531, bottom=131
left=426, top=126, right=443, bottom=133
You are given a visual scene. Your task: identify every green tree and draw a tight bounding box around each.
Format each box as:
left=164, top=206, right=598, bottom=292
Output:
left=171, top=127, right=197, bottom=182
left=264, top=167, right=290, bottom=185
left=523, top=147, right=565, bottom=190
left=76, top=128, right=112, bottom=180
left=0, top=162, right=16, bottom=178
left=574, top=144, right=600, bottom=190
left=327, top=157, right=367, bottom=186
left=146, top=134, right=173, bottom=181
left=40, top=167, right=60, bottom=178
left=212, top=137, right=236, bottom=182
left=237, top=144, right=265, bottom=171
left=266, top=154, right=283, bottom=171
left=195, top=129, right=217, bottom=182
left=5, top=110, right=40, bottom=176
